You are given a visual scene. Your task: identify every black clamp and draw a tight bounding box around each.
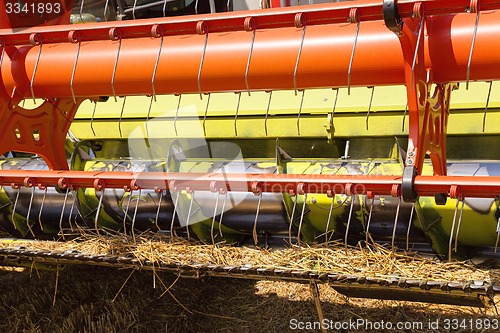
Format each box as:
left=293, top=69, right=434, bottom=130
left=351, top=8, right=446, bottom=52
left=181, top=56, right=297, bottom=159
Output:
left=383, top=0, right=403, bottom=35
left=402, top=165, right=417, bottom=202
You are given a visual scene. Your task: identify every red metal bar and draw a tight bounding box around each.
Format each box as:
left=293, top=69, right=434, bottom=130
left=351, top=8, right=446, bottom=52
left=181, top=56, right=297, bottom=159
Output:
left=0, top=170, right=499, bottom=199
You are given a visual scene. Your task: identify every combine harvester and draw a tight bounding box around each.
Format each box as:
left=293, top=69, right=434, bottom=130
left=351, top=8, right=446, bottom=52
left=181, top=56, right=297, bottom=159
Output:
left=1, top=0, right=500, bottom=307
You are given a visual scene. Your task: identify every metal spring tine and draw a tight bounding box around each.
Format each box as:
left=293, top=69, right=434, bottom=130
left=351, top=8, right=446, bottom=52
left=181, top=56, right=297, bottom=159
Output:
left=296, top=89, right=305, bottom=136
left=296, top=192, right=308, bottom=246
left=173, top=94, right=182, bottom=136
left=11, top=188, right=20, bottom=230
left=209, top=0, right=216, bottom=13
left=483, top=81, right=493, bottom=132
left=195, top=0, right=199, bottom=14
left=347, top=9, right=360, bottom=95
left=90, top=101, right=97, bottom=136
left=391, top=196, right=401, bottom=250
left=448, top=198, right=460, bottom=261
left=203, top=93, right=211, bottom=137
left=68, top=192, right=76, bottom=231
left=218, top=191, right=228, bottom=237
left=170, top=191, right=179, bottom=241
left=59, top=189, right=69, bottom=240
left=151, top=25, right=164, bottom=103
left=293, top=14, right=306, bottom=96
left=110, top=28, right=122, bottom=102
left=325, top=195, right=335, bottom=243
left=401, top=103, right=408, bottom=132
left=132, top=0, right=138, bottom=19
left=495, top=216, right=500, bottom=253
left=119, top=96, right=126, bottom=138
left=365, top=195, right=375, bottom=244
left=227, top=0, right=231, bottom=11
left=344, top=194, right=355, bottom=252
left=163, top=0, right=167, bottom=17
left=122, top=191, right=132, bottom=234
left=155, top=190, right=163, bottom=231
left=131, top=188, right=142, bottom=242
left=466, top=3, right=480, bottom=90
left=79, top=0, right=85, bottom=22
left=104, top=0, right=110, bottom=21
left=186, top=192, right=194, bottom=240
left=253, top=193, right=262, bottom=245
left=405, top=203, right=415, bottom=251
left=38, top=187, right=47, bottom=231
left=264, top=91, right=272, bottom=136
left=69, top=32, right=82, bottom=104
left=211, top=192, right=220, bottom=245
left=244, top=18, right=256, bottom=96
left=365, top=86, right=374, bottom=130
left=411, top=15, right=425, bottom=90
left=331, top=88, right=339, bottom=118
left=94, top=188, right=105, bottom=235
left=288, top=192, right=298, bottom=245
left=197, top=21, right=209, bottom=99
left=234, top=92, right=241, bottom=136
left=30, top=34, right=43, bottom=104
left=26, top=186, right=36, bottom=238
left=0, top=37, right=5, bottom=68
left=454, top=199, right=465, bottom=252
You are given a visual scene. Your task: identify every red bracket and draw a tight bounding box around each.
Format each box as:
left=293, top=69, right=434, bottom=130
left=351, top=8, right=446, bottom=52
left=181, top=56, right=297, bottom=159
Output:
left=384, top=1, right=454, bottom=202
left=0, top=97, right=83, bottom=170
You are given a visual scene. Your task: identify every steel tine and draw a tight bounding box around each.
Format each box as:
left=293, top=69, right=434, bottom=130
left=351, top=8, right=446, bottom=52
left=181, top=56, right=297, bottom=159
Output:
left=110, top=28, right=122, bottom=102
left=119, top=96, right=126, bottom=138
left=197, top=21, right=209, bottom=99
left=448, top=198, right=460, bottom=261
left=90, top=101, right=97, bottom=136
left=68, top=31, right=82, bottom=104
left=234, top=92, right=241, bottom=136
left=38, top=187, right=47, bottom=231
left=79, top=0, right=85, bottom=22
left=244, top=17, right=256, bottom=96
left=170, top=191, right=180, bottom=241
left=253, top=193, right=263, bottom=245
left=264, top=91, right=272, bottom=136
left=132, top=0, right=138, bottom=19
left=331, top=88, right=339, bottom=118
left=401, top=103, right=408, bottom=132
left=365, top=86, right=374, bottom=130
left=26, top=186, right=36, bottom=238
left=11, top=187, right=20, bottom=230
left=365, top=195, right=375, bottom=244
left=483, top=81, right=493, bottom=132
left=344, top=194, right=355, bottom=252
left=293, top=13, right=306, bottom=96
left=131, top=188, right=142, bottom=242
left=209, top=0, right=216, bottom=13
left=391, top=196, right=401, bottom=250
left=173, top=94, right=182, bottom=136
left=151, top=25, right=164, bottom=103
left=122, top=191, right=132, bottom=234
left=227, top=0, right=231, bottom=11
left=163, top=0, right=167, bottom=17
left=59, top=189, right=69, bottom=240
left=0, top=37, right=5, bottom=69
left=296, top=90, right=305, bottom=136
left=454, top=199, right=465, bottom=252
left=288, top=192, right=298, bottom=245
left=186, top=191, right=194, bottom=240
left=104, top=0, right=110, bottom=21
left=411, top=15, right=425, bottom=90
left=155, top=190, right=163, bottom=231
left=94, top=188, right=105, bottom=235
left=495, top=216, right=500, bottom=253
left=325, top=194, right=335, bottom=243
left=296, top=192, right=308, bottom=246
left=68, top=191, right=76, bottom=231
left=404, top=203, right=415, bottom=251
left=211, top=192, right=220, bottom=245
left=466, top=2, right=480, bottom=90
left=203, top=93, right=211, bottom=137
left=347, top=9, right=360, bottom=95
left=29, top=34, right=43, bottom=104
left=195, top=0, right=199, bottom=14
left=218, top=191, right=228, bottom=237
